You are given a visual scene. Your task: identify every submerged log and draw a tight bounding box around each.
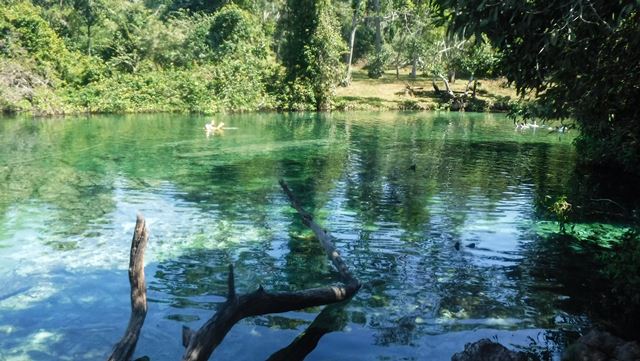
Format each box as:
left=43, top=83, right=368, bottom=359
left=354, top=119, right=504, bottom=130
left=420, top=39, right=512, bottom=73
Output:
left=278, top=179, right=359, bottom=287
left=181, top=180, right=360, bottom=361
left=108, top=214, right=149, bottom=361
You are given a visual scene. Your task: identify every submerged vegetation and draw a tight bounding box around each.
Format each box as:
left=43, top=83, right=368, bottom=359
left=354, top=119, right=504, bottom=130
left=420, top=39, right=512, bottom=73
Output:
left=2, top=0, right=640, bottom=359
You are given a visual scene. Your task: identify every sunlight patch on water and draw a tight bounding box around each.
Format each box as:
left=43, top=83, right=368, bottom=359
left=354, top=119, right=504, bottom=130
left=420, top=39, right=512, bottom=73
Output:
left=0, top=283, right=57, bottom=312
left=0, top=113, right=602, bottom=360
left=1, top=329, right=63, bottom=361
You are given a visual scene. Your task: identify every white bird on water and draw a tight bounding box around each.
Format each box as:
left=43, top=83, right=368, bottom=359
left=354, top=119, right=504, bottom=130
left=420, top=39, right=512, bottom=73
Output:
left=205, top=120, right=225, bottom=131
left=204, top=120, right=238, bottom=137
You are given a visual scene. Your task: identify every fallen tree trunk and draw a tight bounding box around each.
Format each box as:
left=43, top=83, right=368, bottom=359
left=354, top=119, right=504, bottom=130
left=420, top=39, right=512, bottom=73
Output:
left=432, top=74, right=474, bottom=111
left=278, top=179, right=359, bottom=286
left=181, top=180, right=360, bottom=361
left=108, top=214, right=149, bottom=361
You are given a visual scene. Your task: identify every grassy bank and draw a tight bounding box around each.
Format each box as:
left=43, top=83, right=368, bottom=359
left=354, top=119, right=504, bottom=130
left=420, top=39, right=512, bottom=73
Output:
left=335, top=67, right=519, bottom=112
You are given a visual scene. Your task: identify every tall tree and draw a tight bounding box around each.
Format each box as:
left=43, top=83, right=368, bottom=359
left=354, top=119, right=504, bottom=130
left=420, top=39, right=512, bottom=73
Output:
left=73, top=0, right=102, bottom=55
left=343, top=0, right=363, bottom=85
left=387, top=0, right=440, bottom=79
left=366, top=0, right=385, bottom=78
left=441, top=0, right=640, bottom=173
left=281, top=0, right=345, bottom=110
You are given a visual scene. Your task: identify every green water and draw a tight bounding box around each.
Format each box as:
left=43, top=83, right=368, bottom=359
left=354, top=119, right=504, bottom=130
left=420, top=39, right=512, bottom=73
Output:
left=0, top=112, right=590, bottom=360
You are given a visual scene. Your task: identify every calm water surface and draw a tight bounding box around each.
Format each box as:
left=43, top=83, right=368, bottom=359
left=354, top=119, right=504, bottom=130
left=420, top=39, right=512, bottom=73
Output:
left=0, top=112, right=583, bottom=360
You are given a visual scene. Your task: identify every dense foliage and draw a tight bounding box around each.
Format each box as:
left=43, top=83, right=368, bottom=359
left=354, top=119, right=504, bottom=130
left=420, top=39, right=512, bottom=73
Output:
left=440, top=0, right=640, bottom=173
left=0, top=0, right=292, bottom=113
left=1, top=0, right=504, bottom=114
left=280, top=0, right=345, bottom=110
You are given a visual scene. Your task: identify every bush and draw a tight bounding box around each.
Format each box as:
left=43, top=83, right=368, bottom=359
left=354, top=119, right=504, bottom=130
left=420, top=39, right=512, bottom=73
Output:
left=599, top=231, right=640, bottom=338
left=69, top=69, right=213, bottom=113
left=367, top=54, right=386, bottom=79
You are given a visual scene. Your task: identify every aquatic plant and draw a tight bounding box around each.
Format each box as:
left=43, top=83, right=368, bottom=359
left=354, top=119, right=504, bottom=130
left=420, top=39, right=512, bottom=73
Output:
left=548, top=196, right=572, bottom=233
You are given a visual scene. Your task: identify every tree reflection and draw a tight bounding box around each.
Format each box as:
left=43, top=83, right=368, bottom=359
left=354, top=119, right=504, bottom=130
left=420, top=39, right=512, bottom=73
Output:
left=2, top=112, right=622, bottom=359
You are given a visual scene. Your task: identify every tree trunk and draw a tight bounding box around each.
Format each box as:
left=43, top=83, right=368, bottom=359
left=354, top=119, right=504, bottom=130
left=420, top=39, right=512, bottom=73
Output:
left=410, top=56, right=417, bottom=79
left=472, top=79, right=477, bottom=98
left=374, top=0, right=381, bottom=55
left=87, top=24, right=92, bottom=56
left=437, top=74, right=455, bottom=98
left=344, top=0, right=360, bottom=86
left=107, top=214, right=149, bottom=361
left=447, top=69, right=455, bottom=84
left=463, top=76, right=474, bottom=97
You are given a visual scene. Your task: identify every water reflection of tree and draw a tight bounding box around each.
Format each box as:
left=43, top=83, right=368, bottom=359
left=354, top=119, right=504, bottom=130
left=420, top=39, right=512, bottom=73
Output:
left=1, top=112, right=600, bottom=355
left=0, top=117, right=118, bottom=239
left=323, top=115, right=581, bottom=348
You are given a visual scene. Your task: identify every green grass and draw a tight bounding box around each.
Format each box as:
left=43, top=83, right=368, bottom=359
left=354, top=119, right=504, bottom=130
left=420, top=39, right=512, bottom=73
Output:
left=334, top=66, right=520, bottom=112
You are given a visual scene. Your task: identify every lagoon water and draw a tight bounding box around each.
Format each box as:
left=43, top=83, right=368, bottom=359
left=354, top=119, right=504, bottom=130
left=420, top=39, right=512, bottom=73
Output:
left=0, top=112, right=585, bottom=360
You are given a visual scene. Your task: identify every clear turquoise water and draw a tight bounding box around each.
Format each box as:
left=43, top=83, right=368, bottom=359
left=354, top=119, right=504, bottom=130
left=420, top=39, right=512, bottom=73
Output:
left=0, top=112, right=583, bottom=360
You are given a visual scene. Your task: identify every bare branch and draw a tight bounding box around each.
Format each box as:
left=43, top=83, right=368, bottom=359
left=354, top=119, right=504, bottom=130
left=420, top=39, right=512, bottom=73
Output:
left=278, top=179, right=360, bottom=287
left=437, top=74, right=455, bottom=98
left=181, top=181, right=361, bottom=361
left=107, top=214, right=149, bottom=361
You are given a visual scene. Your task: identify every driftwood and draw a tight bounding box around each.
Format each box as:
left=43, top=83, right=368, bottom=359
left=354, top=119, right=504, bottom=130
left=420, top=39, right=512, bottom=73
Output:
left=180, top=179, right=361, bottom=361
left=105, top=181, right=359, bottom=361
left=432, top=74, right=477, bottom=111
left=108, top=214, right=149, bottom=361
left=278, top=179, right=359, bottom=287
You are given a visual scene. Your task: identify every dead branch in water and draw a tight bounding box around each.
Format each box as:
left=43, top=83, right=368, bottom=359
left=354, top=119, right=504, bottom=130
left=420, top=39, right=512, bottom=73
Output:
left=108, top=214, right=149, bottom=361
left=180, top=180, right=360, bottom=361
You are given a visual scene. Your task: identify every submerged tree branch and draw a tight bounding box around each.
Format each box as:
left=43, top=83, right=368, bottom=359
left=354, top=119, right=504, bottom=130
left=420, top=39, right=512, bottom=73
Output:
left=108, top=214, right=149, bottom=361
left=181, top=180, right=360, bottom=361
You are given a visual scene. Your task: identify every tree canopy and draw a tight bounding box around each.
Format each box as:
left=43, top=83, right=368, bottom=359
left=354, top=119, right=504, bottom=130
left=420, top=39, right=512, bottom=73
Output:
left=440, top=0, right=640, bottom=172
left=2, top=0, right=640, bottom=175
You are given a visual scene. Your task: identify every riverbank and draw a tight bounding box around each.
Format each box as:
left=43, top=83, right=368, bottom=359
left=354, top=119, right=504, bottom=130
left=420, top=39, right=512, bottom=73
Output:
left=1, top=63, right=519, bottom=117
left=335, top=67, right=519, bottom=112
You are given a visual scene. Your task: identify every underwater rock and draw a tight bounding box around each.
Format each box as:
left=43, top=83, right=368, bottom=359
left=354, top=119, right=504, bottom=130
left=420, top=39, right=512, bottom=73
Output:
left=451, top=339, right=529, bottom=361
left=562, top=330, right=640, bottom=361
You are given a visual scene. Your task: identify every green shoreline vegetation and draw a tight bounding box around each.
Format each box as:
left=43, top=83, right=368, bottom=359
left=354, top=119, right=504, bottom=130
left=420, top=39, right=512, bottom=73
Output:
left=1, top=0, right=510, bottom=117
left=2, top=0, right=637, bottom=174
left=1, top=0, right=640, bottom=356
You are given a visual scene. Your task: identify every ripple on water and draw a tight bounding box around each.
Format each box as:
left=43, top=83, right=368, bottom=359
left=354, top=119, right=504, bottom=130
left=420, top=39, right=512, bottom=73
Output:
left=0, top=113, right=589, bottom=360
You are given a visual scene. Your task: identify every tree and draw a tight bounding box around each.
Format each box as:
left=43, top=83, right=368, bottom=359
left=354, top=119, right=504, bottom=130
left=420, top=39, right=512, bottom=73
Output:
left=366, top=0, right=386, bottom=78
left=73, top=0, right=103, bottom=55
left=206, top=4, right=276, bottom=110
left=280, top=0, right=345, bottom=110
left=440, top=0, right=640, bottom=173
left=343, top=0, right=364, bottom=85
left=387, top=0, right=440, bottom=79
